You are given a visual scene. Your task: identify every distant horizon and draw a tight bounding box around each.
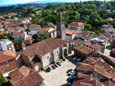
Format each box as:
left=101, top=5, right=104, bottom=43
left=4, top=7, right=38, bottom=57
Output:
left=0, top=0, right=112, bottom=7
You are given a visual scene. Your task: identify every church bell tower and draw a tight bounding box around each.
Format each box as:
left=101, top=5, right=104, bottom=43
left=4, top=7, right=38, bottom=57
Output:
left=56, top=12, right=66, bottom=40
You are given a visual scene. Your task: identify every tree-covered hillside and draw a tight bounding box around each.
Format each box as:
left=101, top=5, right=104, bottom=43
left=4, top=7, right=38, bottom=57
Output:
left=0, top=1, right=115, bottom=33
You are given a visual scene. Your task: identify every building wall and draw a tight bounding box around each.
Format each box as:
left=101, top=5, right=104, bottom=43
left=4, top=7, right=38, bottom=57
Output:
left=53, top=47, right=62, bottom=62
left=0, top=40, right=16, bottom=53
left=41, top=47, right=63, bottom=69
left=0, top=28, right=4, bottom=31
left=21, top=54, right=32, bottom=67
left=68, top=25, right=84, bottom=30
left=41, top=52, right=54, bottom=69
left=33, top=63, right=42, bottom=72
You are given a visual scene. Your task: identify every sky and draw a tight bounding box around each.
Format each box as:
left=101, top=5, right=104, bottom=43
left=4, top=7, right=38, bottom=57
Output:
left=0, top=0, right=111, bottom=6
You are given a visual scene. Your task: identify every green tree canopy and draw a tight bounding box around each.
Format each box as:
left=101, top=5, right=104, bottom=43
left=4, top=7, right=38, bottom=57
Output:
left=0, top=75, right=7, bottom=86
left=33, top=34, right=49, bottom=42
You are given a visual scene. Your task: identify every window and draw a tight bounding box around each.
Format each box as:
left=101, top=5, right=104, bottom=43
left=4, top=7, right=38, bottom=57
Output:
left=3, top=61, right=8, bottom=64
left=47, top=56, right=49, bottom=59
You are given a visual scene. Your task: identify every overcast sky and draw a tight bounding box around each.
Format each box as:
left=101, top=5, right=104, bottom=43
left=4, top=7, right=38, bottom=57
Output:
left=0, top=0, right=110, bottom=6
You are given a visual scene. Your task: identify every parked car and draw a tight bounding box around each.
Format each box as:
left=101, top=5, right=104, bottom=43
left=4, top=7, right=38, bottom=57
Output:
left=66, top=69, right=72, bottom=73
left=66, top=82, right=72, bottom=86
left=51, top=65, right=56, bottom=69
left=56, top=62, right=61, bottom=66
left=54, top=63, right=59, bottom=67
left=72, top=56, right=82, bottom=62
left=46, top=67, right=51, bottom=72
left=49, top=66, right=53, bottom=70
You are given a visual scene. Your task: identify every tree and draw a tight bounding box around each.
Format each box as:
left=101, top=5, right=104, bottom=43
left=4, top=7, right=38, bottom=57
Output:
left=33, top=34, right=49, bottom=42
left=68, top=11, right=80, bottom=22
left=32, top=16, right=39, bottom=24
left=0, top=35, right=9, bottom=39
left=0, top=75, right=7, bottom=86
left=89, top=11, right=104, bottom=27
left=12, top=40, right=20, bottom=50
left=85, top=24, right=92, bottom=31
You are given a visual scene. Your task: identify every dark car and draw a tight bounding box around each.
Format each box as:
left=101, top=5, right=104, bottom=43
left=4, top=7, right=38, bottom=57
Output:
left=66, top=69, right=72, bottom=73
left=54, top=63, right=59, bottom=67
left=66, top=82, right=72, bottom=86
left=56, top=62, right=61, bottom=66
left=46, top=67, right=51, bottom=72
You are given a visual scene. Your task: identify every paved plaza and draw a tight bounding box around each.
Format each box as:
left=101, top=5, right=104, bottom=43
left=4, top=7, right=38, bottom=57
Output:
left=39, top=59, right=76, bottom=86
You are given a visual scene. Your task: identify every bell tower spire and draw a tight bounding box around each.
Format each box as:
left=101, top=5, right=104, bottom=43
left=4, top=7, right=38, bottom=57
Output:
left=56, top=11, right=66, bottom=40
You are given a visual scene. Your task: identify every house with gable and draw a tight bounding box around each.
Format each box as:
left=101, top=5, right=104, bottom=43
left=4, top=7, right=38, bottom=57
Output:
left=8, top=66, right=45, bottom=86
left=68, top=22, right=84, bottom=30
left=28, top=24, right=41, bottom=35
left=38, top=27, right=56, bottom=38
left=0, top=50, right=17, bottom=77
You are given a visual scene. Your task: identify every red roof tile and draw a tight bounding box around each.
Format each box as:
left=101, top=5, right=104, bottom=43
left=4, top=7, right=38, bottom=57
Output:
left=9, top=66, right=44, bottom=86
left=0, top=50, right=17, bottom=74
left=74, top=45, right=93, bottom=55
left=66, top=29, right=81, bottom=35
left=21, top=38, right=68, bottom=57
left=69, top=22, right=84, bottom=26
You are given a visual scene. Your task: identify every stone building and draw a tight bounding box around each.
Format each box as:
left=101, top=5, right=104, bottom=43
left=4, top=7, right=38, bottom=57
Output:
left=68, top=22, right=84, bottom=30
left=56, top=13, right=66, bottom=40
left=21, top=38, right=69, bottom=71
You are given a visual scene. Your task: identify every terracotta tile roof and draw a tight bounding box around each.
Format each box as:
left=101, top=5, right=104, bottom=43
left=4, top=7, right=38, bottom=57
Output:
left=77, top=56, right=115, bottom=80
left=77, top=62, right=94, bottom=72
left=74, top=45, right=93, bottom=55
left=73, top=74, right=104, bottom=86
left=0, top=50, right=17, bottom=74
left=38, top=27, right=51, bottom=32
left=94, top=63, right=112, bottom=79
left=26, top=35, right=32, bottom=40
left=83, top=41, right=102, bottom=50
left=70, top=39, right=84, bottom=45
left=38, top=27, right=56, bottom=33
left=101, top=27, right=115, bottom=32
left=96, top=34, right=109, bottom=41
left=9, top=66, right=44, bottom=86
left=13, top=31, right=21, bottom=36
left=103, top=80, right=115, bottom=86
left=0, top=50, right=16, bottom=63
left=80, top=31, right=90, bottom=37
left=21, top=38, right=68, bottom=57
left=98, top=52, right=115, bottom=64
left=73, top=55, right=115, bottom=86
left=23, top=18, right=30, bottom=20
left=29, top=24, right=39, bottom=28
left=69, top=22, right=84, bottom=26
left=66, top=29, right=81, bottom=35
